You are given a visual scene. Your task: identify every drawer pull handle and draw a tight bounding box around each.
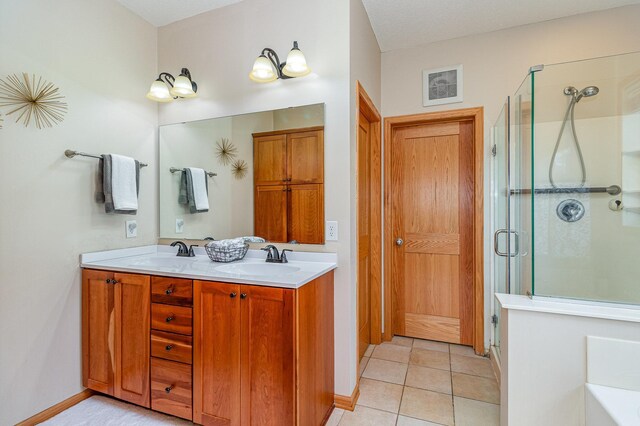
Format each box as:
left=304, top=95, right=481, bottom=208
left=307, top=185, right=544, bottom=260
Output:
left=240, top=293, right=247, bottom=299
left=165, top=385, right=174, bottom=394
left=165, top=286, right=174, bottom=295
left=165, top=344, right=174, bottom=351
left=230, top=292, right=237, bottom=298
left=166, top=315, right=175, bottom=323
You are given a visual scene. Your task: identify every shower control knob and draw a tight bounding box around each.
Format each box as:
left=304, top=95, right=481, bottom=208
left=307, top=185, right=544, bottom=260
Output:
left=395, top=238, right=404, bottom=246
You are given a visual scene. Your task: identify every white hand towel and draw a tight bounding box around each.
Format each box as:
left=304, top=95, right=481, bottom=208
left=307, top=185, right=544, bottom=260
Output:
left=188, top=167, right=209, bottom=211
left=111, top=154, right=138, bottom=211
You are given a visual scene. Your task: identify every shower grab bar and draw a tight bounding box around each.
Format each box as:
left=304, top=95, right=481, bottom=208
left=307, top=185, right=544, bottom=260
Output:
left=510, top=185, right=621, bottom=196
left=170, top=167, right=217, bottom=178
left=64, top=149, right=148, bottom=167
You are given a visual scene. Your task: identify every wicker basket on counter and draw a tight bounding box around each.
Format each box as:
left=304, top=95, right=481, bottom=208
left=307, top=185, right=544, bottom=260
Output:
left=205, top=241, right=249, bottom=263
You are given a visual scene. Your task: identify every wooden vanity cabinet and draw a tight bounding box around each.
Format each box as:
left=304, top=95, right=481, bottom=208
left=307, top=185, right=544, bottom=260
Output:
left=193, top=272, right=334, bottom=426
left=253, top=126, right=324, bottom=244
left=82, top=269, right=150, bottom=407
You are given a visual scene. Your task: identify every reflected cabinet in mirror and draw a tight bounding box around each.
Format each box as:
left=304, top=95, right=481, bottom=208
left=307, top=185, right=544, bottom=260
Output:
left=159, top=103, right=325, bottom=244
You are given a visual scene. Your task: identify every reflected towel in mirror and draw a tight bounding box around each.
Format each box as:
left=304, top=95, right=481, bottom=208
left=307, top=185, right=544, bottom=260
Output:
left=179, top=167, right=209, bottom=213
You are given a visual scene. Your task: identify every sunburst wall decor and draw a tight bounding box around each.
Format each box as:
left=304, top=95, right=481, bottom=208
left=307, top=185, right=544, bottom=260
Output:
left=216, top=137, right=237, bottom=165
left=231, top=159, right=248, bottom=180
left=0, top=73, right=68, bottom=129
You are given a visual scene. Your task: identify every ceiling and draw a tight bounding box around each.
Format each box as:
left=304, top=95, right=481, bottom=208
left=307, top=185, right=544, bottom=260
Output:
left=116, top=0, right=244, bottom=26
left=362, top=0, right=640, bottom=52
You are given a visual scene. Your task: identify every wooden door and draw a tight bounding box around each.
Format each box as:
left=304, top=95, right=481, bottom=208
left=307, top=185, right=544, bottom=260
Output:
left=254, top=185, right=287, bottom=242
left=287, top=130, right=324, bottom=184
left=82, top=269, right=115, bottom=395
left=241, top=285, right=295, bottom=426
left=391, top=121, right=474, bottom=345
left=193, top=281, right=242, bottom=426
left=288, top=184, right=324, bottom=244
left=254, top=134, right=287, bottom=185
left=114, top=272, right=150, bottom=407
left=357, top=112, right=372, bottom=359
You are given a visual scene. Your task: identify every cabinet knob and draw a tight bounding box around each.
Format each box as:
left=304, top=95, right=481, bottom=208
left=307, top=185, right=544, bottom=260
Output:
left=165, top=385, right=174, bottom=394
left=230, top=292, right=237, bottom=298
left=106, top=279, right=111, bottom=284
left=165, top=286, right=174, bottom=295
left=240, top=293, right=247, bottom=299
left=166, top=315, right=175, bottom=323
left=165, top=344, right=174, bottom=351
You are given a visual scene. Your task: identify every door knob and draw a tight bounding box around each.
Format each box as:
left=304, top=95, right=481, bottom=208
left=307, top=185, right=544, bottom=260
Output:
left=395, top=238, right=404, bottom=246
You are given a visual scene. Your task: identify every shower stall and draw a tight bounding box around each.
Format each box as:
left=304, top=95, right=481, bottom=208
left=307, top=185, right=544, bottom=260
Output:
left=491, top=52, right=640, bottom=357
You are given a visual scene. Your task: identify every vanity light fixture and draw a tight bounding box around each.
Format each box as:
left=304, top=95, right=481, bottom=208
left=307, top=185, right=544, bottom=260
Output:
left=146, top=68, right=197, bottom=102
left=249, top=41, right=311, bottom=83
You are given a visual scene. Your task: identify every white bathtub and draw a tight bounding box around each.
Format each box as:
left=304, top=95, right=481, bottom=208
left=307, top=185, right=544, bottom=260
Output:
left=586, top=383, right=640, bottom=426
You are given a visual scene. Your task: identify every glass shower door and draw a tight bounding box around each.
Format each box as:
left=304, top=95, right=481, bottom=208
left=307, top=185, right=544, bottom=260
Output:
left=492, top=97, right=510, bottom=355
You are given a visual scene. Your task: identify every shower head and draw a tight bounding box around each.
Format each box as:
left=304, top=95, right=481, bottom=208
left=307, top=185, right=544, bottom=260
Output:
left=576, top=86, right=599, bottom=102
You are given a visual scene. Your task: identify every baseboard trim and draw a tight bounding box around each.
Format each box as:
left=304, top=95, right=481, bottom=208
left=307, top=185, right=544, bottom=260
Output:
left=17, top=389, right=95, bottom=426
left=334, top=384, right=360, bottom=411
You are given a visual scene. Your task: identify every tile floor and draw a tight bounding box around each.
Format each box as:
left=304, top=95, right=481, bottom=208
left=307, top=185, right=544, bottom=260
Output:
left=327, top=336, right=500, bottom=426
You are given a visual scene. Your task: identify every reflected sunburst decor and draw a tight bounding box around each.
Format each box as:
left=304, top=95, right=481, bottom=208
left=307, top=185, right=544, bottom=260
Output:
left=216, top=137, right=237, bottom=165
left=0, top=73, right=68, bottom=129
left=231, top=159, right=248, bottom=180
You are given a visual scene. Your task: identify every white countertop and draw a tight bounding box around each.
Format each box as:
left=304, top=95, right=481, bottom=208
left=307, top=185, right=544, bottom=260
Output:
left=81, top=245, right=337, bottom=289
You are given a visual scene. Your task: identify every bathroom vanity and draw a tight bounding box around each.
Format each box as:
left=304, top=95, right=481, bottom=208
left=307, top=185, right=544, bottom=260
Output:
left=81, top=245, right=336, bottom=425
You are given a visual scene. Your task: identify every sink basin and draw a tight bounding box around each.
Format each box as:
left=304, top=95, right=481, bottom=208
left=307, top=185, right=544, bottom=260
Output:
left=215, top=263, right=301, bottom=276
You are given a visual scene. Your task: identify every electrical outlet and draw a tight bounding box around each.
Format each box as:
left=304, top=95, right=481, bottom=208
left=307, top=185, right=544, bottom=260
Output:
left=176, top=218, right=184, bottom=234
left=125, top=220, right=137, bottom=238
left=326, top=221, right=338, bottom=241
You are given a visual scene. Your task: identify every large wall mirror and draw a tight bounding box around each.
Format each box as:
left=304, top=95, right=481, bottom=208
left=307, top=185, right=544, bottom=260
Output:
left=159, top=103, right=325, bottom=244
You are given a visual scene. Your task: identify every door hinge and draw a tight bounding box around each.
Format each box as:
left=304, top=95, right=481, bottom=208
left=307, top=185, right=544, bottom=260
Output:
left=491, top=314, right=498, bottom=324
left=491, top=144, right=497, bottom=157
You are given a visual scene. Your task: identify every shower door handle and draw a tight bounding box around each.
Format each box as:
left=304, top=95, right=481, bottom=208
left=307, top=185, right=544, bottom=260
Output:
left=494, top=229, right=519, bottom=257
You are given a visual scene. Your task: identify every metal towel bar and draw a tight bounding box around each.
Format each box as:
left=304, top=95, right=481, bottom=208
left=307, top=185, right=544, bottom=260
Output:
left=170, top=167, right=217, bottom=177
left=510, top=185, right=621, bottom=195
left=64, top=149, right=148, bottom=167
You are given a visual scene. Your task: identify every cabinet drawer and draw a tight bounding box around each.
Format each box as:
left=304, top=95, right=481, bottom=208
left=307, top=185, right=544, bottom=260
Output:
left=151, top=304, right=192, bottom=335
left=152, top=277, right=192, bottom=306
left=151, top=330, right=192, bottom=364
left=151, top=358, right=192, bottom=421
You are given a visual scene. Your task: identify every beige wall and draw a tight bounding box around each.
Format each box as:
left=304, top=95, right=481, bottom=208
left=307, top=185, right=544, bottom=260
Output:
left=0, top=0, right=157, bottom=424
left=381, top=4, right=640, bottom=348
left=156, top=0, right=358, bottom=396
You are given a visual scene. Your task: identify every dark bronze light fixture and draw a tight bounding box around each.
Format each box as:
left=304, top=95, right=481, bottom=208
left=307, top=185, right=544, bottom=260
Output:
left=249, top=41, right=311, bottom=83
left=146, top=68, right=197, bottom=102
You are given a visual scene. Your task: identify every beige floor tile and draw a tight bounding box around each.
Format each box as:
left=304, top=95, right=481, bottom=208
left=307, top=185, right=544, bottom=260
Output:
left=364, top=344, right=375, bottom=358
left=326, top=407, right=345, bottom=426
left=413, top=339, right=449, bottom=353
left=357, top=378, right=404, bottom=413
left=362, top=358, right=408, bottom=385
left=405, top=364, right=452, bottom=394
left=396, top=415, right=443, bottom=426
left=452, top=372, right=500, bottom=404
left=450, top=344, right=478, bottom=357
left=392, top=336, right=414, bottom=347
left=359, top=357, right=370, bottom=377
left=338, top=405, right=397, bottom=426
left=410, top=348, right=450, bottom=371
left=453, top=396, right=500, bottom=426
left=399, top=387, right=454, bottom=426
left=372, top=343, right=412, bottom=363
left=450, top=354, right=494, bottom=379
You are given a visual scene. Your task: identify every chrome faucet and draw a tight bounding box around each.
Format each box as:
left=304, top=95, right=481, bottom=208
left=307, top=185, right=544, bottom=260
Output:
left=171, top=241, right=196, bottom=257
left=261, top=245, right=293, bottom=263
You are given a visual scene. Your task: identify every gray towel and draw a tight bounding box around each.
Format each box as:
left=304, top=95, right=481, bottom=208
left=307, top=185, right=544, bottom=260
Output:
left=178, top=169, right=208, bottom=213
left=96, top=154, right=140, bottom=215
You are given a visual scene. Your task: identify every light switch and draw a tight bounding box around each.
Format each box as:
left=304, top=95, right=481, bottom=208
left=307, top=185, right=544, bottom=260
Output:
left=176, top=218, right=184, bottom=234
left=326, top=221, right=338, bottom=241
left=125, top=220, right=137, bottom=238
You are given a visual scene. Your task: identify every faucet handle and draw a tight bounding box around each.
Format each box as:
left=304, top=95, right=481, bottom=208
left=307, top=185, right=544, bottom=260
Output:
left=189, top=245, right=198, bottom=257
left=281, top=249, right=293, bottom=263
left=261, top=247, right=274, bottom=259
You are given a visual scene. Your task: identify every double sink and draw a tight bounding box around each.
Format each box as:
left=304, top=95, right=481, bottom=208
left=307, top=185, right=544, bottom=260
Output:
left=130, top=256, right=301, bottom=276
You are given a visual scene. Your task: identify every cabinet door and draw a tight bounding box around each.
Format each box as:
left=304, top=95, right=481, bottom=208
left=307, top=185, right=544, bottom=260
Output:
left=193, top=281, right=242, bottom=426
left=254, top=134, right=287, bottom=185
left=254, top=185, right=287, bottom=243
left=287, top=130, right=323, bottom=184
left=241, top=285, right=295, bottom=426
left=114, top=272, right=150, bottom=407
left=82, top=269, right=115, bottom=395
left=288, top=184, right=324, bottom=244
